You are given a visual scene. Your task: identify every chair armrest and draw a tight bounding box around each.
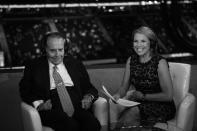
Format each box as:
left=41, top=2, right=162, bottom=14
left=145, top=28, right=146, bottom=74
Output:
left=155, top=93, right=196, bottom=131
left=22, top=98, right=108, bottom=131
left=21, top=102, right=54, bottom=131
left=21, top=102, right=43, bottom=131
left=92, top=97, right=108, bottom=126
left=174, top=93, right=196, bottom=131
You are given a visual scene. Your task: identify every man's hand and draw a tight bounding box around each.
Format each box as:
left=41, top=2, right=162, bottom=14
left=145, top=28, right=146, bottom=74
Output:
left=37, top=99, right=52, bottom=111
left=81, top=94, right=93, bottom=110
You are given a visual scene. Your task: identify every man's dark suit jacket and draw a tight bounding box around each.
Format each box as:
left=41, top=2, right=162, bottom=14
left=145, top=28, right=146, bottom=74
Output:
left=19, top=56, right=98, bottom=106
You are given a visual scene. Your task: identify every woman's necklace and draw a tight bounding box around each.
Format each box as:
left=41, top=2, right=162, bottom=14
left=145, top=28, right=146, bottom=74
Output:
left=140, top=55, right=152, bottom=63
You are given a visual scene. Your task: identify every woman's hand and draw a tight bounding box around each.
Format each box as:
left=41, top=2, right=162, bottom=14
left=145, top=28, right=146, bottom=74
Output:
left=132, top=91, right=145, bottom=101
left=112, top=94, right=120, bottom=103
left=125, top=90, right=135, bottom=99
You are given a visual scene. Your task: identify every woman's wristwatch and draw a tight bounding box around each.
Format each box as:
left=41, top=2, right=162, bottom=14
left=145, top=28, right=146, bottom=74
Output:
left=142, top=93, right=146, bottom=101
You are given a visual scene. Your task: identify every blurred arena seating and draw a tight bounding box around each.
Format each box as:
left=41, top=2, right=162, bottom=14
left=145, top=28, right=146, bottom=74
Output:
left=0, top=0, right=197, bottom=67
left=3, top=21, right=50, bottom=66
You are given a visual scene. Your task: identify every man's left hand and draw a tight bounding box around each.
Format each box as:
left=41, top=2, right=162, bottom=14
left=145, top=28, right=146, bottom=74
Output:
left=81, top=94, right=93, bottom=110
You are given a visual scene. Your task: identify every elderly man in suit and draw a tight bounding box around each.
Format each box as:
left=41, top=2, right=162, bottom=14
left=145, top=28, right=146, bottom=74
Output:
left=19, top=32, right=101, bottom=131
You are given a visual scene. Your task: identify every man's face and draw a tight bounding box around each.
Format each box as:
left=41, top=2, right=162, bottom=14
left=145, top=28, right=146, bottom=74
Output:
left=45, top=37, right=65, bottom=65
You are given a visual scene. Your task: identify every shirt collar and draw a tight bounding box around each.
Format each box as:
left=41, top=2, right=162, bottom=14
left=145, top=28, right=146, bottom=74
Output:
left=48, top=61, right=64, bottom=70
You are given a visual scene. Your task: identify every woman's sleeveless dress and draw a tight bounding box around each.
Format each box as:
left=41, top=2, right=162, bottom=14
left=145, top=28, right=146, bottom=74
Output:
left=129, top=55, right=176, bottom=124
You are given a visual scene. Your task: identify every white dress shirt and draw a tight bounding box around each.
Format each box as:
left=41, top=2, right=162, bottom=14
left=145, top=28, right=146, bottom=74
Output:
left=49, top=61, right=74, bottom=89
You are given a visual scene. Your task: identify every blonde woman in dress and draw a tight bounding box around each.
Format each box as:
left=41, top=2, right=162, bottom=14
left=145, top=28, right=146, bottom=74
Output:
left=110, top=26, right=176, bottom=129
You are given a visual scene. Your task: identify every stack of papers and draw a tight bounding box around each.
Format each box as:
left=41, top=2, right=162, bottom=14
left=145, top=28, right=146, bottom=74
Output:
left=102, top=85, right=140, bottom=107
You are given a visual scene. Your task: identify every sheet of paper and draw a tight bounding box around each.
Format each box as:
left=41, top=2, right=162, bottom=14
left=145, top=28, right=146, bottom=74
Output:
left=102, top=85, right=140, bottom=107
left=117, top=98, right=140, bottom=107
left=102, top=85, right=116, bottom=101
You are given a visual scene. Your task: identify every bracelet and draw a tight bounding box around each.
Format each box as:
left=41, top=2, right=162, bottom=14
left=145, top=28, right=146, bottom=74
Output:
left=142, top=93, right=146, bottom=101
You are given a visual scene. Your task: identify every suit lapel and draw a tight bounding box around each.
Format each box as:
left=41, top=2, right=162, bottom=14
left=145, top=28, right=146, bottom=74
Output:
left=63, top=58, right=83, bottom=98
left=63, top=58, right=80, bottom=87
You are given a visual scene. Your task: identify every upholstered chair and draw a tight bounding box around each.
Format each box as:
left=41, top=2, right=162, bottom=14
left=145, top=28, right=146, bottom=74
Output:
left=105, top=62, right=196, bottom=131
left=21, top=97, right=108, bottom=131
left=154, top=62, right=196, bottom=131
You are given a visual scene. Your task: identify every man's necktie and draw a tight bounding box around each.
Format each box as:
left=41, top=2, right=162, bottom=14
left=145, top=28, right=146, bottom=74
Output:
left=52, top=66, right=74, bottom=117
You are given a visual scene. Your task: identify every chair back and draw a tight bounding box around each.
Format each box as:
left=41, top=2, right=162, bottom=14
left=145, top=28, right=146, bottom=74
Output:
left=169, top=62, right=191, bottom=108
left=88, top=67, right=125, bottom=96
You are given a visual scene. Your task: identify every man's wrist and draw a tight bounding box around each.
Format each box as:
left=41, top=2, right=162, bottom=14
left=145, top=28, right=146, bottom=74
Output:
left=89, top=94, right=94, bottom=101
left=32, top=100, right=44, bottom=109
left=85, top=94, right=94, bottom=101
left=37, top=103, right=45, bottom=111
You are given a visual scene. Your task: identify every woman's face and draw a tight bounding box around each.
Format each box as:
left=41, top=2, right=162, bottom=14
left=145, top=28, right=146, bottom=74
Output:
left=133, top=33, right=151, bottom=57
